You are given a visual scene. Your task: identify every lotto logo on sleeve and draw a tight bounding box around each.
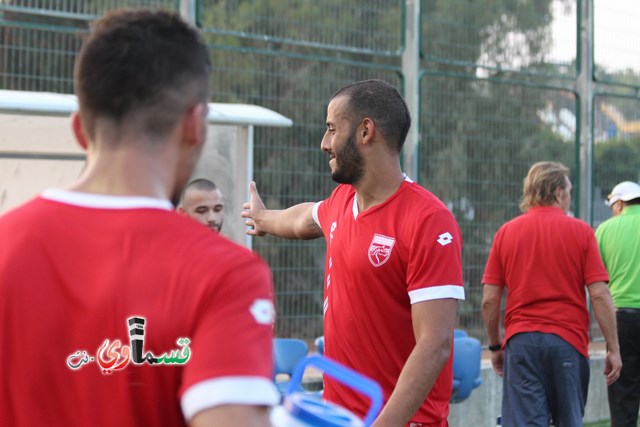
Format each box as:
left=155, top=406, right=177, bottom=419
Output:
left=250, top=299, right=276, bottom=325
left=437, top=232, right=453, bottom=246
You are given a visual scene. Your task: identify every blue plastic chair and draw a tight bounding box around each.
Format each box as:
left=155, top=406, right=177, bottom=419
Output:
left=451, top=334, right=483, bottom=403
left=454, top=329, right=468, bottom=338
left=273, top=338, right=309, bottom=396
left=314, top=335, right=324, bottom=356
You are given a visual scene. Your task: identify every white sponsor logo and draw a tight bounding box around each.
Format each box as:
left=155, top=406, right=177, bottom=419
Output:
left=249, top=299, right=275, bottom=325
left=368, top=234, right=395, bottom=267
left=437, top=232, right=453, bottom=246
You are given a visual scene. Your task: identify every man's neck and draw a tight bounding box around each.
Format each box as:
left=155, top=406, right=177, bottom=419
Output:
left=71, top=141, right=177, bottom=200
left=353, top=169, right=405, bottom=213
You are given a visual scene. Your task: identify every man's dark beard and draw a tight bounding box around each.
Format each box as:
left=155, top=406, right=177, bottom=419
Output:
left=331, top=126, right=364, bottom=185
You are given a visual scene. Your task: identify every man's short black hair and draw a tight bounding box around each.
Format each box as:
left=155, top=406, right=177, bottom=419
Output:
left=330, top=79, right=411, bottom=153
left=75, top=8, right=211, bottom=139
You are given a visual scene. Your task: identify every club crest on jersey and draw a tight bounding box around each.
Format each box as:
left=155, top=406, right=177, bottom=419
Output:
left=368, top=234, right=396, bottom=267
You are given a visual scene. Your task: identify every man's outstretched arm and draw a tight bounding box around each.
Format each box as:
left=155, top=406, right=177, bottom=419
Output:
left=241, top=181, right=323, bottom=240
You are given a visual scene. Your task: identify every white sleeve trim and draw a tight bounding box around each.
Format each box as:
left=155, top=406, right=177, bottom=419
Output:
left=312, top=201, right=323, bottom=228
left=181, top=376, right=280, bottom=421
left=409, top=285, right=465, bottom=304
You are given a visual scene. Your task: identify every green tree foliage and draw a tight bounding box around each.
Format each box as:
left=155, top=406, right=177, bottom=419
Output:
left=594, top=136, right=640, bottom=199
left=0, top=0, right=176, bottom=92
left=419, top=0, right=578, bottom=335
left=192, top=0, right=591, bottom=338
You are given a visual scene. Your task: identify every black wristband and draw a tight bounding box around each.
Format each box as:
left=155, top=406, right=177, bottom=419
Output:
left=488, top=344, right=502, bottom=352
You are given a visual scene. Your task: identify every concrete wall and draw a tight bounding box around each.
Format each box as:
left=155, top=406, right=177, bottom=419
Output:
left=0, top=113, right=250, bottom=246
left=190, top=124, right=250, bottom=246
left=0, top=114, right=85, bottom=212
left=448, top=355, right=611, bottom=426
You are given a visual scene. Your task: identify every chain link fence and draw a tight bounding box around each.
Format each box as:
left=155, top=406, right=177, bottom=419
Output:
left=1, top=0, right=638, bottom=344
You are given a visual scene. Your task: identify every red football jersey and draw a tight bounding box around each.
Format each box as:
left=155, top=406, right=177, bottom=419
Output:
left=482, top=206, right=609, bottom=357
left=0, top=189, right=279, bottom=426
left=314, top=177, right=464, bottom=425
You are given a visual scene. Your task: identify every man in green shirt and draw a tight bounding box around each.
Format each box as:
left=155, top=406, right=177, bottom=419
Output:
left=596, top=180, right=640, bottom=427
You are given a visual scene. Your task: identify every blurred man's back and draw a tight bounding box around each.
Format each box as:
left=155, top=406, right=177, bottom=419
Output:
left=0, top=9, right=278, bottom=427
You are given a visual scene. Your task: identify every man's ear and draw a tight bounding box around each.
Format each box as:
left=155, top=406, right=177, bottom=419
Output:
left=71, top=112, right=89, bottom=151
left=176, top=206, right=185, bottom=214
left=554, top=186, right=564, bottom=203
left=182, top=103, right=207, bottom=148
left=360, top=117, right=375, bottom=145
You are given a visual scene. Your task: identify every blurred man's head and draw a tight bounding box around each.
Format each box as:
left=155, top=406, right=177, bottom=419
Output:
left=178, top=179, right=225, bottom=232
left=73, top=9, right=212, bottom=201
left=520, top=161, right=571, bottom=213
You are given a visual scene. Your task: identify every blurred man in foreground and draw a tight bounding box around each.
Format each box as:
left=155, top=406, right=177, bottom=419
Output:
left=0, top=9, right=277, bottom=427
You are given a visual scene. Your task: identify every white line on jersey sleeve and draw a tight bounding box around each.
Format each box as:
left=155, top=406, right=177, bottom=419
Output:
left=312, top=201, right=323, bottom=228
left=181, top=376, right=280, bottom=421
left=408, top=285, right=465, bottom=304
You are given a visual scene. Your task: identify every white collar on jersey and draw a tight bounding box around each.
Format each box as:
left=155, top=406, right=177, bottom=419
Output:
left=41, top=188, right=173, bottom=210
left=351, top=173, right=413, bottom=219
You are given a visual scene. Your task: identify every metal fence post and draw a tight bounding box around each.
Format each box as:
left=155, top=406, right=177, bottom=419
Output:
left=180, top=0, right=197, bottom=25
left=401, top=0, right=421, bottom=181
left=577, top=0, right=593, bottom=222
